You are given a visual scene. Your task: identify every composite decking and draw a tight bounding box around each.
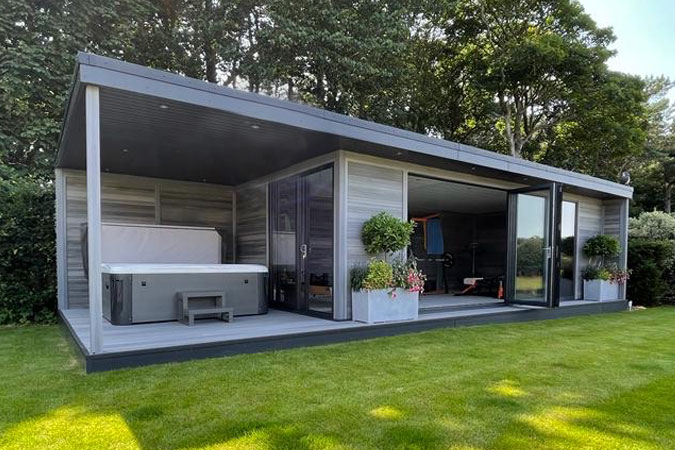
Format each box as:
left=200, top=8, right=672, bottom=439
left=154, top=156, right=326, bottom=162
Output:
left=60, top=299, right=627, bottom=372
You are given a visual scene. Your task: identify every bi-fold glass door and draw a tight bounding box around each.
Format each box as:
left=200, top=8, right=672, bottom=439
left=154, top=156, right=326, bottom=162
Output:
left=269, top=165, right=334, bottom=318
left=505, top=183, right=562, bottom=307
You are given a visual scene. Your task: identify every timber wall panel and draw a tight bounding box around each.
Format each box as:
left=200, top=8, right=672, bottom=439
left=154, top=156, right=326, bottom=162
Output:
left=346, top=162, right=405, bottom=267
left=235, top=184, right=268, bottom=265
left=160, top=183, right=233, bottom=262
left=565, top=193, right=603, bottom=299
left=64, top=171, right=233, bottom=309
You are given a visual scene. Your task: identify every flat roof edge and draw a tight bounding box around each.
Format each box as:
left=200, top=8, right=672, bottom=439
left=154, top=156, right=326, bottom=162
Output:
left=72, top=52, right=633, bottom=199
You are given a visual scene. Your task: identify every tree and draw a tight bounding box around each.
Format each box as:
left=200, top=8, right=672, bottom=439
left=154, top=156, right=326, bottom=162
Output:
left=250, top=0, right=417, bottom=123
left=540, top=71, right=648, bottom=180
left=630, top=77, right=675, bottom=213
left=441, top=0, right=615, bottom=158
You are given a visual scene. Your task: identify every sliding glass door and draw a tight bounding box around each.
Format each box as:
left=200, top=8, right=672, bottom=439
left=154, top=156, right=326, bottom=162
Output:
left=506, top=183, right=562, bottom=307
left=269, top=165, right=334, bottom=317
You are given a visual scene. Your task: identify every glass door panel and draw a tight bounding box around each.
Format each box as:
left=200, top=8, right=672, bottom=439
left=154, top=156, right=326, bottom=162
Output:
left=269, top=177, right=299, bottom=309
left=514, top=192, right=549, bottom=302
left=302, top=167, right=334, bottom=316
left=506, top=183, right=561, bottom=307
left=269, top=165, right=334, bottom=318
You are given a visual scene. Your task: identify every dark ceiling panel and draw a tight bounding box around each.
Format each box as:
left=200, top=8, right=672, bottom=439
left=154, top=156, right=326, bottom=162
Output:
left=56, top=82, right=622, bottom=199
left=59, top=87, right=340, bottom=185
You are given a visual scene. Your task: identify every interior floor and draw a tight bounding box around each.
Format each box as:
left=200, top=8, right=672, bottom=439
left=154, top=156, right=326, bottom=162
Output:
left=419, top=294, right=503, bottom=311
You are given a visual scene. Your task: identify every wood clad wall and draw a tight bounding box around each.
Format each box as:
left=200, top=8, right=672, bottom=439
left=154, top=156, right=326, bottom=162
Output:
left=346, top=162, right=404, bottom=267
left=159, top=183, right=234, bottom=262
left=63, top=170, right=233, bottom=309
left=235, top=184, right=268, bottom=265
left=602, top=199, right=623, bottom=237
left=564, top=193, right=603, bottom=299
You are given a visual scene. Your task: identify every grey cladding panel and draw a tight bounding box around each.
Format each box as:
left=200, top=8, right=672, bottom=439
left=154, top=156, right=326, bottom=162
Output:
left=565, top=193, right=603, bottom=299
left=160, top=183, right=234, bottom=262
left=235, top=184, right=268, bottom=265
left=346, top=162, right=404, bottom=266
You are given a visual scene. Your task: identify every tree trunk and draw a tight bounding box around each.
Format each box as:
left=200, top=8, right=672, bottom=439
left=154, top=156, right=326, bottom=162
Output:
left=203, top=0, right=217, bottom=83
left=665, top=183, right=673, bottom=213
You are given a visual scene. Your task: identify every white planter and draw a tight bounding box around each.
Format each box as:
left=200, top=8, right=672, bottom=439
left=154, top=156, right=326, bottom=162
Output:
left=352, top=288, right=419, bottom=324
left=583, top=279, right=620, bottom=301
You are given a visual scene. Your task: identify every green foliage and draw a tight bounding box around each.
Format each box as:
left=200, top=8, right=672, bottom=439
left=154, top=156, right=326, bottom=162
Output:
left=361, top=212, right=415, bottom=257
left=583, top=235, right=621, bottom=261
left=541, top=72, right=648, bottom=180
left=629, top=211, right=675, bottom=240
left=629, top=76, right=675, bottom=215
left=627, top=238, right=675, bottom=306
left=0, top=175, right=56, bottom=324
left=516, top=236, right=544, bottom=276
left=582, top=266, right=611, bottom=281
left=352, top=258, right=427, bottom=292
left=352, top=260, right=394, bottom=291
left=392, top=259, right=426, bottom=293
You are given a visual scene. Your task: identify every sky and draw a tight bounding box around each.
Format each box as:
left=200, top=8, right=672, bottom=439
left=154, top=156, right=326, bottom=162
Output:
left=579, top=0, right=675, bottom=103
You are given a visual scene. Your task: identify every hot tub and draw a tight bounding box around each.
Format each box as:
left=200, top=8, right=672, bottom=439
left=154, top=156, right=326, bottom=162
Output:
left=102, top=264, right=268, bottom=325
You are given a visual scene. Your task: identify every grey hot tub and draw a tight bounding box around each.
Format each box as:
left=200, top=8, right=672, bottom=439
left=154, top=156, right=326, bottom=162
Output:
left=102, top=264, right=268, bottom=325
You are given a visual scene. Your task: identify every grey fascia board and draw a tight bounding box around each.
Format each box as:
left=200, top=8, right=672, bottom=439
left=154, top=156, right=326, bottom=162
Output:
left=55, top=66, right=83, bottom=168
left=74, top=52, right=633, bottom=199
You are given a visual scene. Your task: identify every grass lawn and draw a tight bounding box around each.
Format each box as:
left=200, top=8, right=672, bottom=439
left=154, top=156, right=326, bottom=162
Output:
left=2, top=309, right=675, bottom=450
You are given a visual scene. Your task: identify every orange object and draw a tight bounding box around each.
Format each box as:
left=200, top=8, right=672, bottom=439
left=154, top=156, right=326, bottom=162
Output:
left=497, top=281, right=504, bottom=299
left=411, top=213, right=440, bottom=251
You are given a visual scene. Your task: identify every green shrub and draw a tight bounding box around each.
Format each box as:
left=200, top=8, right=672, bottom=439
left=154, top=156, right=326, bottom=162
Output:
left=629, top=211, right=675, bottom=240
left=516, top=236, right=544, bottom=276
left=352, top=259, right=393, bottom=291
left=583, top=234, right=620, bottom=266
left=627, top=238, right=674, bottom=307
left=582, top=266, right=611, bottom=281
left=0, top=176, right=57, bottom=324
left=361, top=212, right=415, bottom=258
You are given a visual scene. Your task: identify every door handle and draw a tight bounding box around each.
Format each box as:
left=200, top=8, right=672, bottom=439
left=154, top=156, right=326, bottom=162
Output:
left=543, top=247, right=552, bottom=259
left=300, top=244, right=308, bottom=259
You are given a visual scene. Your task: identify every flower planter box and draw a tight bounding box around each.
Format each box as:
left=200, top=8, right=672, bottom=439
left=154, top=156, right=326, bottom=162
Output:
left=583, top=279, right=620, bottom=301
left=352, top=288, right=419, bottom=324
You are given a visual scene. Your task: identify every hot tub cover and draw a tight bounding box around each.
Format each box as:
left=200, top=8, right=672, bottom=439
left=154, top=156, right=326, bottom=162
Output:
left=100, top=263, right=268, bottom=274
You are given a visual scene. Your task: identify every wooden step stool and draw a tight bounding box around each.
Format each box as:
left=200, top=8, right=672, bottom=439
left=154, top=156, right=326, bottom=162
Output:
left=177, top=290, right=234, bottom=326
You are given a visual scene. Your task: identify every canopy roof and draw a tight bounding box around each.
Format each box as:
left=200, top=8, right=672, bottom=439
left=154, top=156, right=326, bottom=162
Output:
left=56, top=53, right=632, bottom=198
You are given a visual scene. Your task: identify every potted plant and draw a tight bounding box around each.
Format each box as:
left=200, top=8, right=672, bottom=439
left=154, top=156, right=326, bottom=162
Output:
left=582, top=234, right=629, bottom=301
left=351, top=212, right=425, bottom=323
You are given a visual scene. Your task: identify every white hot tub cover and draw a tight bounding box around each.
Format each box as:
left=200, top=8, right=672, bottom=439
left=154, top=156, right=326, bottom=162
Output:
left=100, top=263, right=268, bottom=275
left=101, top=264, right=267, bottom=274
left=100, top=223, right=222, bottom=264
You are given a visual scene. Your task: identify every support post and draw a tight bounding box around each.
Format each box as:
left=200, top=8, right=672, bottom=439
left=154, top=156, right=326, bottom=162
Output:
left=55, top=168, right=68, bottom=311
left=86, top=85, right=103, bottom=354
left=619, top=198, right=630, bottom=300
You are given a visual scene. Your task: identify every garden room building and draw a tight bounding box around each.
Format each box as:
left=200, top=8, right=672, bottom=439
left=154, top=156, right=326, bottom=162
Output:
left=55, top=53, right=632, bottom=372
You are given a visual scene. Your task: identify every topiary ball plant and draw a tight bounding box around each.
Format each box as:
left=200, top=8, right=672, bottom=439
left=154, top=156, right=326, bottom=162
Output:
left=361, top=212, right=415, bottom=259
left=583, top=234, right=620, bottom=267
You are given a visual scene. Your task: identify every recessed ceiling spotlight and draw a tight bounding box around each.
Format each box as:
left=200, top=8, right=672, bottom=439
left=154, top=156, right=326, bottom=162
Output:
left=250, top=124, right=260, bottom=129
left=395, top=151, right=403, bottom=156
left=122, top=148, right=129, bottom=153
left=159, top=104, right=169, bottom=110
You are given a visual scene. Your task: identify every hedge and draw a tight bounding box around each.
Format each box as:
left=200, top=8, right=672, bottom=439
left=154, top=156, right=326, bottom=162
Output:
left=627, top=238, right=674, bottom=307
left=0, top=176, right=57, bottom=324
